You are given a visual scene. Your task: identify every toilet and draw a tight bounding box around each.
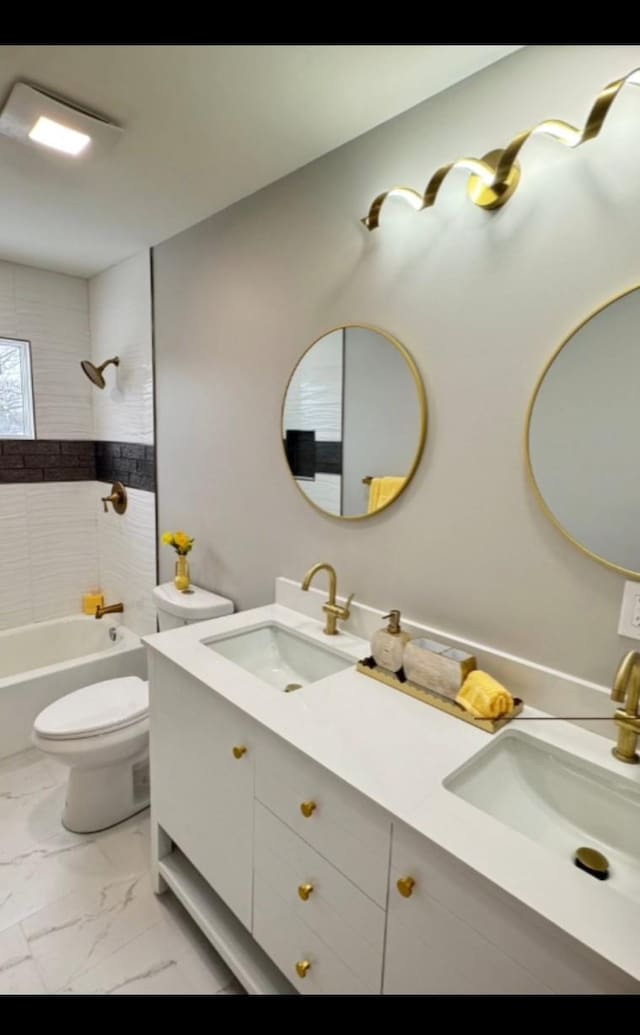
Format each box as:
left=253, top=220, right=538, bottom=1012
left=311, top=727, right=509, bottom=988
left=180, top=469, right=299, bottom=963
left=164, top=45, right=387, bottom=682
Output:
left=32, top=583, right=233, bottom=833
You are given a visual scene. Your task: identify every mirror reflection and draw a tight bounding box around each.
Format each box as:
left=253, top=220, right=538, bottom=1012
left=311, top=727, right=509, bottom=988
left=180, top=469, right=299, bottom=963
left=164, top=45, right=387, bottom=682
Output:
left=527, top=286, right=640, bottom=576
left=282, top=325, right=426, bottom=519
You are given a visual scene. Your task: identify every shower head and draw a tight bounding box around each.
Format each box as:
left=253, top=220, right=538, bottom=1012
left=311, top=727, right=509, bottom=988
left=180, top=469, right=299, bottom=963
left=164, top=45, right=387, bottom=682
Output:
left=81, top=356, right=119, bottom=389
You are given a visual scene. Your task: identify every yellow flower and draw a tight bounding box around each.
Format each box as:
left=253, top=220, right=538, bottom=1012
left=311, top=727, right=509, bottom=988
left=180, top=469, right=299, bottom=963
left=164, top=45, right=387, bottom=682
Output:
left=162, top=530, right=194, bottom=555
left=173, top=531, right=192, bottom=553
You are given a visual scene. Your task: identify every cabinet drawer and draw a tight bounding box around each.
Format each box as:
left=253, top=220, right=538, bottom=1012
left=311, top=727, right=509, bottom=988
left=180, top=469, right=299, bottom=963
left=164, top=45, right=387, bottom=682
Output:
left=254, top=802, right=384, bottom=992
left=390, top=820, right=639, bottom=995
left=253, top=872, right=371, bottom=995
left=255, top=733, right=390, bottom=905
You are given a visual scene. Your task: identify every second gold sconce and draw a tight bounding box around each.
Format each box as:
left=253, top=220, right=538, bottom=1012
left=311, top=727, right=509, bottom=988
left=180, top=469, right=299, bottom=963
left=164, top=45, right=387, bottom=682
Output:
left=361, top=67, right=640, bottom=231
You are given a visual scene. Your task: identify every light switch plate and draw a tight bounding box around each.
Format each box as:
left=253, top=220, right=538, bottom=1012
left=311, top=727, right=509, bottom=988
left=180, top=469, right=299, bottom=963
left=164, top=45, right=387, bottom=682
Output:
left=618, top=580, right=640, bottom=640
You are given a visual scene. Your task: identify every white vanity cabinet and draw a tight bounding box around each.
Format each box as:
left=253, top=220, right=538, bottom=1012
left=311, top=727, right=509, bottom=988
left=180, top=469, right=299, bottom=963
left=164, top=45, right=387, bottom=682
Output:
left=148, top=646, right=640, bottom=996
left=149, top=656, right=255, bottom=929
left=385, top=820, right=639, bottom=996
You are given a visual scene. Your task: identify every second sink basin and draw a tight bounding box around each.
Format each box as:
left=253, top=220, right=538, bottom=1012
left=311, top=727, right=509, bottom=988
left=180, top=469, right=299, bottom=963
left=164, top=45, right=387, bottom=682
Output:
left=203, top=622, right=353, bottom=692
left=444, top=729, right=640, bottom=903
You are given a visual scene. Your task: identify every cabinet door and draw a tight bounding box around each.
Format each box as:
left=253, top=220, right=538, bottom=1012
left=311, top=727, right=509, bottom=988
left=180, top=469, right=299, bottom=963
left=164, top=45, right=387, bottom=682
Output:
left=385, top=819, right=639, bottom=996
left=384, top=823, right=550, bottom=995
left=149, top=655, right=254, bottom=928
left=383, top=819, right=637, bottom=997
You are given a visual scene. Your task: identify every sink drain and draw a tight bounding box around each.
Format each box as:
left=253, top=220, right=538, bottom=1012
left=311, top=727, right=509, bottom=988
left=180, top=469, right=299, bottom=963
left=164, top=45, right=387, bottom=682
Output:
left=574, top=846, right=609, bottom=881
left=284, top=683, right=303, bottom=693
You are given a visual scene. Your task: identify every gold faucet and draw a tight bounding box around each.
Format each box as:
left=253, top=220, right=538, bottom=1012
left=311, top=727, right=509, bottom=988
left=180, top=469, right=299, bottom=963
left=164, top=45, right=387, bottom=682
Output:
left=95, top=602, right=124, bottom=620
left=611, top=650, right=640, bottom=764
left=301, top=562, right=354, bottom=636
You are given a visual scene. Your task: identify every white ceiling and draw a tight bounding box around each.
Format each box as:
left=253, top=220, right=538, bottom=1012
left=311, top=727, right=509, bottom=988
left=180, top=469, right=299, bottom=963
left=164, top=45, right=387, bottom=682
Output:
left=0, top=45, right=521, bottom=277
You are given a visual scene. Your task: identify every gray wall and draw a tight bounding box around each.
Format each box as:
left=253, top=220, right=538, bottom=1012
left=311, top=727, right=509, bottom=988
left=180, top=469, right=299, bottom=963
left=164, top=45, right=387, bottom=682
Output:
left=154, top=44, right=640, bottom=686
left=342, top=327, right=420, bottom=516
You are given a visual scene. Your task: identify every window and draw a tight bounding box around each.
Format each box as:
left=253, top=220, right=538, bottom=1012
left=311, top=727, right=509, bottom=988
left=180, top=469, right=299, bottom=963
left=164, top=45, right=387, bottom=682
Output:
left=0, top=338, right=35, bottom=438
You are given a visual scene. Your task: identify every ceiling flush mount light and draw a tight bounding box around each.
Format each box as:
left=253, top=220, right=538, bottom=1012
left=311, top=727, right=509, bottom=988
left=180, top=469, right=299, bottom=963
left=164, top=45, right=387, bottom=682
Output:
left=0, top=82, right=121, bottom=158
left=362, top=67, right=640, bottom=232
left=28, top=116, right=90, bottom=156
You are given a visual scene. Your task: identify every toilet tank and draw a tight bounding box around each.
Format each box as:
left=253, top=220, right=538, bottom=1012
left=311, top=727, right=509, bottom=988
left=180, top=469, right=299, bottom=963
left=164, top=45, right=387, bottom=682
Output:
left=152, top=582, right=234, bottom=631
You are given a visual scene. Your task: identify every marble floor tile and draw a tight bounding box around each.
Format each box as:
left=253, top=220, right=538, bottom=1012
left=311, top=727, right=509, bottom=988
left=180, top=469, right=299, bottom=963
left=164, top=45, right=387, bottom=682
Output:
left=0, top=750, right=247, bottom=995
left=0, top=828, right=118, bottom=933
left=22, top=872, right=161, bottom=992
left=94, top=811, right=151, bottom=878
left=62, top=920, right=233, bottom=995
left=0, top=749, right=67, bottom=847
left=0, top=924, right=46, bottom=995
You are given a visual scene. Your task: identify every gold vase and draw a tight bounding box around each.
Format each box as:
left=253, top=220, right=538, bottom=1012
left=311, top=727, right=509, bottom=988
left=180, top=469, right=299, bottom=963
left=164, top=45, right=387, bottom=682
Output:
left=174, top=555, right=190, bottom=592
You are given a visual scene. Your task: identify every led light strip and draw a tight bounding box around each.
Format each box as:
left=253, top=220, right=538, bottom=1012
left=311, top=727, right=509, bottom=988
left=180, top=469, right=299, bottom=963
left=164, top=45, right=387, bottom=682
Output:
left=361, top=67, right=640, bottom=231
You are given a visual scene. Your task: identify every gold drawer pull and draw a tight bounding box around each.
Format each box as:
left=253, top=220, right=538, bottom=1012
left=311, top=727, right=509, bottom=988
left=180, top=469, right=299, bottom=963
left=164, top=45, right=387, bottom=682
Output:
left=396, top=875, right=416, bottom=898
left=300, top=800, right=316, bottom=818
left=232, top=745, right=247, bottom=759
left=298, top=882, right=314, bottom=901
left=295, top=959, right=311, bottom=979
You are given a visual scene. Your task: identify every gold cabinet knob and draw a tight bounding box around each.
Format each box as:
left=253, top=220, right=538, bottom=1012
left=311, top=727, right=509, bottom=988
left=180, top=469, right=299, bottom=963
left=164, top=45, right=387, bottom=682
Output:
left=300, top=800, right=316, bottom=818
left=232, top=745, right=247, bottom=759
left=295, top=959, right=311, bottom=979
left=396, top=875, right=416, bottom=898
left=297, top=882, right=314, bottom=901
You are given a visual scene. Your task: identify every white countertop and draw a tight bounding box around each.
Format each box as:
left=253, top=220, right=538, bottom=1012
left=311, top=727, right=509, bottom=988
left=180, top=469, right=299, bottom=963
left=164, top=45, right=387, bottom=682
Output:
left=145, top=602, right=640, bottom=983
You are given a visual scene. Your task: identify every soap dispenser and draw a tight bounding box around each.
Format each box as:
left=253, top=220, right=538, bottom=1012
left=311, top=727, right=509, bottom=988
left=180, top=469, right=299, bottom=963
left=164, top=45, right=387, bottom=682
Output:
left=371, top=610, right=410, bottom=674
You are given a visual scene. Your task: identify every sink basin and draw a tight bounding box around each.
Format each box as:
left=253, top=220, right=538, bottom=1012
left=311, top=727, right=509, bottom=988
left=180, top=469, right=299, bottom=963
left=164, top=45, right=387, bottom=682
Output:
left=203, top=622, right=353, bottom=692
left=444, top=730, right=640, bottom=903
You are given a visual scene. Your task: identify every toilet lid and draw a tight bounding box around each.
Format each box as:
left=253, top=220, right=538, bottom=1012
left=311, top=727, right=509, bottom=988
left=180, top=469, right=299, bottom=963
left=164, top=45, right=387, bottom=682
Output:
left=34, top=677, right=149, bottom=740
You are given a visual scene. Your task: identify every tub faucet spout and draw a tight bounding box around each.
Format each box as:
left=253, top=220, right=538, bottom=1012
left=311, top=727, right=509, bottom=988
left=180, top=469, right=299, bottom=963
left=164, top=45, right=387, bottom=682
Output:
left=95, top=602, right=124, bottom=620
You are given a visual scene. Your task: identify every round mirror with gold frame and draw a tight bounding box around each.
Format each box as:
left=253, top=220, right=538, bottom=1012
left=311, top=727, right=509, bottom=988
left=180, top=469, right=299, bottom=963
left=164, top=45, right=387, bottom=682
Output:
left=282, top=324, right=427, bottom=520
left=526, top=285, right=640, bottom=577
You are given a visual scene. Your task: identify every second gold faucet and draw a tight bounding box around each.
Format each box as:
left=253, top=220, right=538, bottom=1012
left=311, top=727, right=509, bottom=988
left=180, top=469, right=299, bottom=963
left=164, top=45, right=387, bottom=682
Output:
left=301, top=563, right=354, bottom=636
left=611, top=650, right=640, bottom=764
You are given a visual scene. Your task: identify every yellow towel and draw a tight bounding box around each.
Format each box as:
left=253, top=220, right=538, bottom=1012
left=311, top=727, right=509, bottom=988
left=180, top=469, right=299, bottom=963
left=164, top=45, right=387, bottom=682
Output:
left=456, top=671, right=514, bottom=719
left=368, top=477, right=406, bottom=514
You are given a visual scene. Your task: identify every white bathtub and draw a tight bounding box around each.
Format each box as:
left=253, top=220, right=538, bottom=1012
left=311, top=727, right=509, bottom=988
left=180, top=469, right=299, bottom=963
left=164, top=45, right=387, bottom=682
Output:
left=0, top=615, right=146, bottom=758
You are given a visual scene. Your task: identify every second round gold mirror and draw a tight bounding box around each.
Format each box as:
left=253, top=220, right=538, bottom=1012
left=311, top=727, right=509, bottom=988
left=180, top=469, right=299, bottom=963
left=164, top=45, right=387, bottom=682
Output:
left=527, top=285, right=640, bottom=577
left=282, top=325, right=427, bottom=520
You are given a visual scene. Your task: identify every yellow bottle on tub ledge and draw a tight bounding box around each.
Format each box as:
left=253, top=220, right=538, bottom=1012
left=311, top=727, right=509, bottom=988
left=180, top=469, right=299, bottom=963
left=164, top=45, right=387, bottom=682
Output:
left=83, top=590, right=104, bottom=616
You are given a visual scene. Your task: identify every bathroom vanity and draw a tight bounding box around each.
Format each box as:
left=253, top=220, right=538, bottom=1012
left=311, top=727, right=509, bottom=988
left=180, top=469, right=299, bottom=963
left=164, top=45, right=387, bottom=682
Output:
left=144, top=580, right=640, bottom=995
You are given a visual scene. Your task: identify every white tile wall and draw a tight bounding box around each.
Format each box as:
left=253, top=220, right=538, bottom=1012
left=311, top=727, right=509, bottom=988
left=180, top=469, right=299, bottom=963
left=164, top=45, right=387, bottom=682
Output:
left=0, top=481, right=157, bottom=634
left=0, top=252, right=157, bottom=636
left=97, top=487, right=157, bottom=635
left=296, top=474, right=341, bottom=514
left=89, top=252, right=153, bottom=445
left=0, top=260, right=92, bottom=439
left=90, top=251, right=157, bottom=634
left=0, top=486, right=32, bottom=629
left=282, top=329, right=343, bottom=442
left=0, top=483, right=98, bottom=630
left=27, top=483, right=100, bottom=624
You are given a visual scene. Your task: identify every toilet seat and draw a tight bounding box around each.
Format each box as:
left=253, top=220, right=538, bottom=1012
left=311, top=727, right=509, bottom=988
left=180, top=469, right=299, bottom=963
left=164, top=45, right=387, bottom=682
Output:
left=34, top=677, right=149, bottom=740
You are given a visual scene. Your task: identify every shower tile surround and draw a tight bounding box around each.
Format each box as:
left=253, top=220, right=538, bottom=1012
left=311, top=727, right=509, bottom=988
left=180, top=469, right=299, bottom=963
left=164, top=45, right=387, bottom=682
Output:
left=0, top=254, right=157, bottom=636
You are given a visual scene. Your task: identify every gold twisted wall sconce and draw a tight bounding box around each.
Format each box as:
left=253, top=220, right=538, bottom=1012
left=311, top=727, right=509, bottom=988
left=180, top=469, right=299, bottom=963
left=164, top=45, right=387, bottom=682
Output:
left=361, top=68, right=640, bottom=231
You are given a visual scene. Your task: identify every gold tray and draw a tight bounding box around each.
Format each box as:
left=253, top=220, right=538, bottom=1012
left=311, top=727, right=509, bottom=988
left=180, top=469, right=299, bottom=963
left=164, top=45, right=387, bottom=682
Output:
left=356, top=661, right=523, bottom=734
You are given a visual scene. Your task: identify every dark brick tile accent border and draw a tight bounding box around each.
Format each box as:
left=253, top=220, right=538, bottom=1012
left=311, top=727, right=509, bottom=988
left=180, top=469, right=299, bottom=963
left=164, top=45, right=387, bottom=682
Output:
left=95, top=442, right=155, bottom=492
left=0, top=440, right=96, bottom=483
left=0, top=440, right=155, bottom=491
